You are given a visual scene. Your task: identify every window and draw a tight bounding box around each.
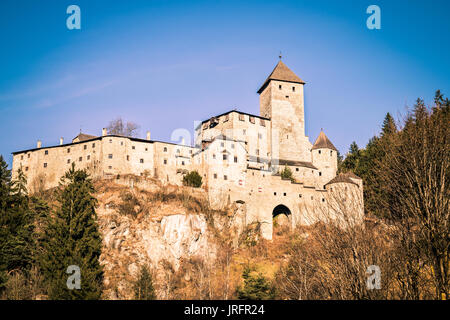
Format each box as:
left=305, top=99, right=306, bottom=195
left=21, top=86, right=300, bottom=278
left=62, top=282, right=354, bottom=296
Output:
left=213, top=154, right=216, bottom=159
left=319, top=172, right=322, bottom=176
left=182, top=161, right=185, bottom=165
left=224, top=175, right=228, bottom=180
left=234, top=156, right=238, bottom=163
left=67, top=159, right=70, bottom=164
left=108, top=154, right=113, bottom=159
left=249, top=116, right=255, bottom=124
left=322, top=198, right=325, bottom=203
left=223, top=154, right=227, bottom=160
left=140, top=159, right=144, bottom=163
left=274, top=192, right=277, bottom=196
left=214, top=173, right=217, bottom=179
left=239, top=114, right=245, bottom=121
left=87, top=155, right=90, bottom=160
left=127, top=155, right=130, bottom=161
left=67, top=148, right=70, bottom=153
left=279, top=84, right=282, bottom=90
left=21, top=155, right=23, bottom=160
left=260, top=119, right=265, bottom=127
left=292, top=86, right=296, bottom=92
left=330, top=151, right=333, bottom=156
left=296, top=168, right=299, bottom=172
left=299, top=194, right=302, bottom=198
left=145, top=148, right=148, bottom=151
left=285, top=95, right=289, bottom=99
left=177, top=149, right=180, bottom=154
left=256, top=149, right=259, bottom=155
left=318, top=150, right=321, bottom=154
left=109, top=139, right=112, bottom=143
left=224, top=114, right=229, bottom=122
left=92, top=143, right=95, bottom=148
left=84, top=145, right=87, bottom=150
left=311, top=196, right=314, bottom=200
left=43, top=163, right=47, bottom=168
left=132, top=146, right=135, bottom=150
left=163, top=159, right=167, bottom=165
left=221, top=142, right=224, bottom=147
left=25, top=167, right=28, bottom=171
left=79, top=157, right=82, bottom=162
left=108, top=166, right=112, bottom=169
left=44, top=150, right=48, bottom=155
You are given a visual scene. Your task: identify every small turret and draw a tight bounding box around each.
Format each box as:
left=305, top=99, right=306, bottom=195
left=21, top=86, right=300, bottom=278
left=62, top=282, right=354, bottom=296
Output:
left=311, top=130, right=338, bottom=182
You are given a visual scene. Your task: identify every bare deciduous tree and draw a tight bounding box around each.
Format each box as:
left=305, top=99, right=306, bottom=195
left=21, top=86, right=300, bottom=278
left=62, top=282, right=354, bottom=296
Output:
left=376, top=100, right=449, bottom=300
left=107, top=117, right=140, bottom=137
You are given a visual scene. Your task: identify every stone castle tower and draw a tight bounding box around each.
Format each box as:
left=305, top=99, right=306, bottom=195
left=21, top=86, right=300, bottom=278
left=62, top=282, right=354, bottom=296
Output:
left=258, top=60, right=312, bottom=162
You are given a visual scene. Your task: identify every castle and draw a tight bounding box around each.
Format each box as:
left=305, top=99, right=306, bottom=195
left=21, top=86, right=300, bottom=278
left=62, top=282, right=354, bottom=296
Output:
left=12, top=60, right=364, bottom=239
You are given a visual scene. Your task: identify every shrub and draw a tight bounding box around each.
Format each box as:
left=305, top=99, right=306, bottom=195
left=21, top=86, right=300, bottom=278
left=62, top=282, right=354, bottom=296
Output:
left=280, top=166, right=294, bottom=181
left=182, top=171, right=202, bottom=188
left=236, top=265, right=275, bottom=300
left=118, top=192, right=140, bottom=216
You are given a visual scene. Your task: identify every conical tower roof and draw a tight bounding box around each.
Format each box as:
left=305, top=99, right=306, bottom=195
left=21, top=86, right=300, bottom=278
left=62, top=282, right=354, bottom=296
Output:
left=312, top=130, right=338, bottom=151
left=257, top=60, right=305, bottom=94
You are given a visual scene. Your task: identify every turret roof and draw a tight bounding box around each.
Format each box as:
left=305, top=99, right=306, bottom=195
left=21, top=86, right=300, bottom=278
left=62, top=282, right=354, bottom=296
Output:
left=325, top=173, right=359, bottom=187
left=257, top=60, right=305, bottom=93
left=312, top=130, right=338, bottom=151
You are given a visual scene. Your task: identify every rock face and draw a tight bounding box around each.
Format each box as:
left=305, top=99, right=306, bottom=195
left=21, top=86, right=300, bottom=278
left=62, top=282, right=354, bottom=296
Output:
left=96, top=185, right=218, bottom=299
left=160, top=214, right=211, bottom=266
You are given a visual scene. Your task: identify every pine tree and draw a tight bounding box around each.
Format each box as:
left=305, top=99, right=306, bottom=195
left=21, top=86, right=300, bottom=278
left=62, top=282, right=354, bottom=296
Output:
left=236, top=266, right=275, bottom=300
left=340, top=141, right=360, bottom=172
left=0, top=157, right=35, bottom=294
left=39, top=163, right=103, bottom=300
left=381, top=113, right=397, bottom=137
left=133, top=265, right=156, bottom=300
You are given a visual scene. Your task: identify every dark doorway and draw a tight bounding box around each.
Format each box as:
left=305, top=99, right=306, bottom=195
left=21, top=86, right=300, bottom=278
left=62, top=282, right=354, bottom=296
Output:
left=272, top=204, right=291, bottom=218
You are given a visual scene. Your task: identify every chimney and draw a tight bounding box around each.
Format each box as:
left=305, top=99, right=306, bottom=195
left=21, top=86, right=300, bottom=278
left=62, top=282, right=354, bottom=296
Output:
left=37, top=140, right=42, bottom=148
left=60, top=137, right=64, bottom=145
left=146, top=131, right=151, bottom=140
left=181, top=137, right=185, bottom=145
left=102, top=128, right=107, bottom=136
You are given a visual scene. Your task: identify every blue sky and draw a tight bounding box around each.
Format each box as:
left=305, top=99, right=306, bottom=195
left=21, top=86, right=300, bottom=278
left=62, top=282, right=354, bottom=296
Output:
left=1, top=0, right=449, bottom=166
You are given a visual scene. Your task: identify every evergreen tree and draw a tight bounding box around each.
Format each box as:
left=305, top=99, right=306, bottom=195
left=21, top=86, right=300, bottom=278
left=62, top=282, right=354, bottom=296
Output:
left=39, top=163, right=103, bottom=299
left=381, top=113, right=397, bottom=137
left=236, top=266, right=275, bottom=300
left=0, top=157, right=35, bottom=294
left=133, top=265, right=156, bottom=300
left=340, top=141, right=360, bottom=172
left=280, top=166, right=294, bottom=181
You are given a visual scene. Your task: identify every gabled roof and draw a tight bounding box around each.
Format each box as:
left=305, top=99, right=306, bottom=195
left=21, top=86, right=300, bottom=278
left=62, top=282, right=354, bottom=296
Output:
left=312, top=130, right=338, bottom=151
left=72, top=133, right=97, bottom=143
left=257, top=60, right=305, bottom=94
